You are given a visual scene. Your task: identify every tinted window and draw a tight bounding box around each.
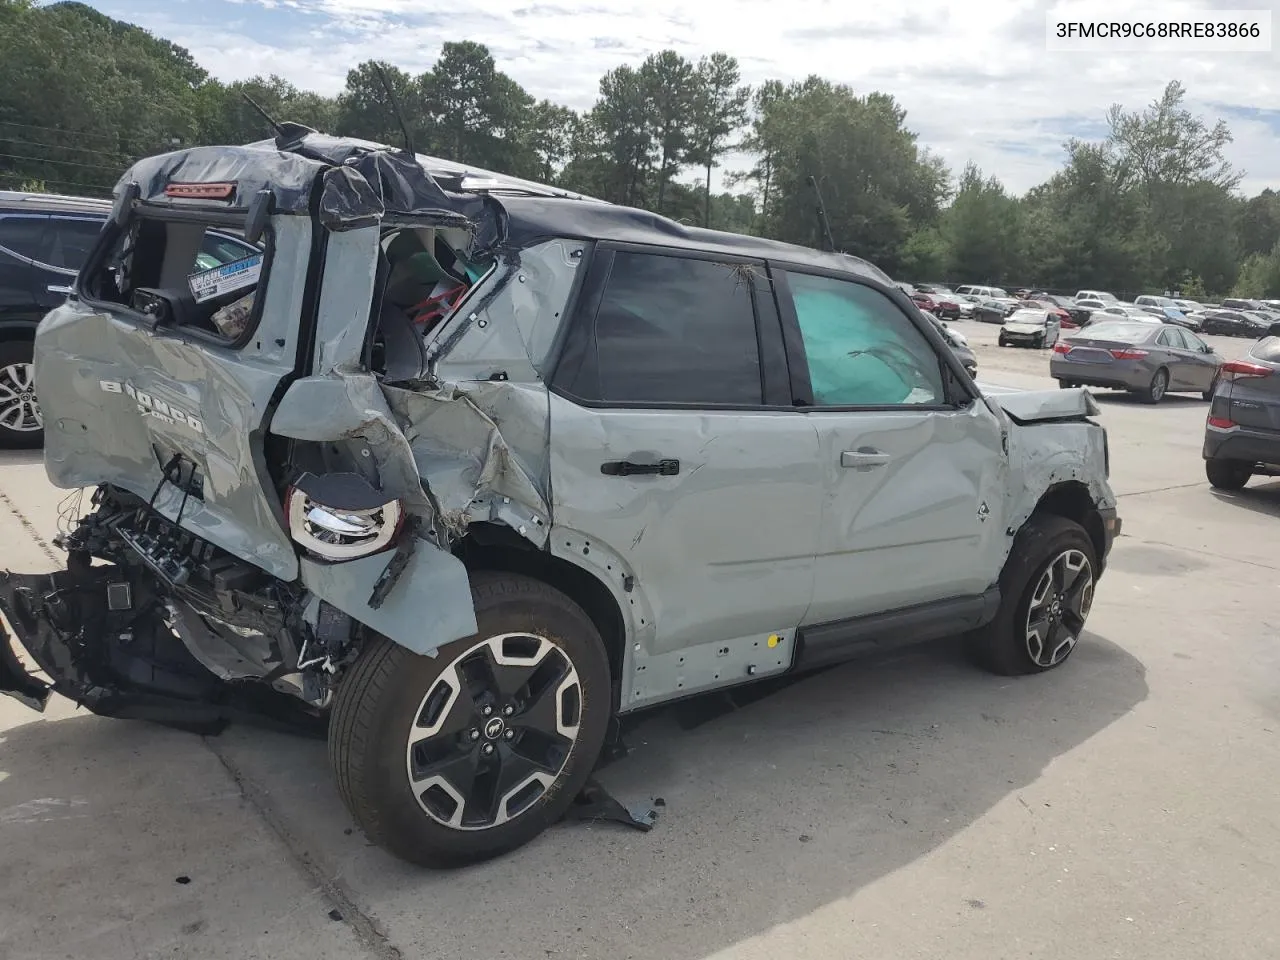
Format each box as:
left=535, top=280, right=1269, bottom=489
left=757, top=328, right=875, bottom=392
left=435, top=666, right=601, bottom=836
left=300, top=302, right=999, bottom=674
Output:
left=42, top=216, right=105, bottom=271
left=567, top=251, right=763, bottom=405
left=0, top=216, right=46, bottom=260
left=1251, top=339, right=1280, bottom=363
left=785, top=272, right=945, bottom=407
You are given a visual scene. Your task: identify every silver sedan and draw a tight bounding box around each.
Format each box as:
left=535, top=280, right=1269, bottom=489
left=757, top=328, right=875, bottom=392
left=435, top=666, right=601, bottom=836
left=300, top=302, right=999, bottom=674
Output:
left=1049, top=320, right=1223, bottom=404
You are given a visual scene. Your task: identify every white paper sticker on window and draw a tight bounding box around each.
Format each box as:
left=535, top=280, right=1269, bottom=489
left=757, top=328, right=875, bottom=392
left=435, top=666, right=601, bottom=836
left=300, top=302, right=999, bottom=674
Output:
left=188, top=254, right=262, bottom=303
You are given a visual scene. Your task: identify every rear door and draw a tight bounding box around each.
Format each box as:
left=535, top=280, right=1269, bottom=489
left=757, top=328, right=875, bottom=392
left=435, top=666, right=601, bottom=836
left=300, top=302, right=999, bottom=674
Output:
left=1174, top=328, right=1219, bottom=390
left=1154, top=326, right=1194, bottom=388
left=37, top=198, right=316, bottom=580
left=0, top=213, right=47, bottom=319
left=772, top=266, right=1008, bottom=628
left=548, top=244, right=822, bottom=677
left=32, top=214, right=107, bottom=308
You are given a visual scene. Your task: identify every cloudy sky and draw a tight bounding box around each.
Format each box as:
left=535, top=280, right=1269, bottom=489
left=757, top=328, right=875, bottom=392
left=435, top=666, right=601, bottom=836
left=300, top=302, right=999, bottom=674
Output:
left=83, top=0, right=1280, bottom=196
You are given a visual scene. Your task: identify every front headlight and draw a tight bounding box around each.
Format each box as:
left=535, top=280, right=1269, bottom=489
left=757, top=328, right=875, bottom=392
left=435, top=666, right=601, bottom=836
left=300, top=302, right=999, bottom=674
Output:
left=286, top=473, right=404, bottom=561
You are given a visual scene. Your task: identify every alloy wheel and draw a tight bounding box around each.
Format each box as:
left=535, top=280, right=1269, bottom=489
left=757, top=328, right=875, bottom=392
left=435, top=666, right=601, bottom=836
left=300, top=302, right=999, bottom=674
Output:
left=1024, top=548, right=1094, bottom=668
left=1151, top=370, right=1168, bottom=401
left=405, top=632, right=582, bottom=831
left=0, top=363, right=41, bottom=433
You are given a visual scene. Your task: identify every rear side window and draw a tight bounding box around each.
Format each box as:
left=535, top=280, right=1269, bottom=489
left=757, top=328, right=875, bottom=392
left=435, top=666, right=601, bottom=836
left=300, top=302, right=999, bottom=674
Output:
left=557, top=250, right=763, bottom=406
left=1078, top=322, right=1150, bottom=343
left=784, top=271, right=945, bottom=407
left=83, top=217, right=268, bottom=345
left=0, top=216, right=46, bottom=260
left=42, top=217, right=105, bottom=272
left=1251, top=338, right=1280, bottom=363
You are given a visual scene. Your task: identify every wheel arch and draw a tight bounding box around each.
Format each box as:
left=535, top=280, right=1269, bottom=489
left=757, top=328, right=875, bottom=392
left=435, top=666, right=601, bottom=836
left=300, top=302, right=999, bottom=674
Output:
left=1026, top=480, right=1106, bottom=566
left=0, top=320, right=38, bottom=345
left=454, top=523, right=628, bottom=711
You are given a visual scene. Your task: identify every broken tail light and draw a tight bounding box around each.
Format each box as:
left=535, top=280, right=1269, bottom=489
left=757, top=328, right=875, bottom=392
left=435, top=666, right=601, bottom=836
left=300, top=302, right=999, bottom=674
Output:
left=1219, top=360, right=1272, bottom=380
left=286, top=486, right=404, bottom=561
left=1109, top=349, right=1149, bottom=360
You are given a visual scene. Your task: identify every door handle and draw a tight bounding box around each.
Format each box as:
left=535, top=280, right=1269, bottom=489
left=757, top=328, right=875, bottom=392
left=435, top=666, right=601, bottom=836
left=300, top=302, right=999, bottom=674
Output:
left=841, top=449, right=891, bottom=469
left=47, top=284, right=72, bottom=295
left=601, top=459, right=680, bottom=477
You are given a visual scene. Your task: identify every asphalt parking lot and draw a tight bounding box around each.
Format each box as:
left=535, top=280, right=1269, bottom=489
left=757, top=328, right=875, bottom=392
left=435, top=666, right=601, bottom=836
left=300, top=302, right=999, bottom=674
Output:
left=3, top=323, right=1279, bottom=960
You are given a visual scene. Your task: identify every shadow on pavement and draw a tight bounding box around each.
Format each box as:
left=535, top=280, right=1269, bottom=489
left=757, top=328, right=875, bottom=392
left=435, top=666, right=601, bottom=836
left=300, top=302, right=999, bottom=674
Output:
left=14, top=631, right=1145, bottom=960
left=1209, top=478, right=1280, bottom=519
left=0, top=450, right=43, bottom=468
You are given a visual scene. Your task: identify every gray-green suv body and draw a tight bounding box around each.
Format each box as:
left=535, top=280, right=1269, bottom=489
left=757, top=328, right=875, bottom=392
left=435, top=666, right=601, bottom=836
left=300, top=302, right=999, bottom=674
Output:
left=0, top=131, right=1119, bottom=866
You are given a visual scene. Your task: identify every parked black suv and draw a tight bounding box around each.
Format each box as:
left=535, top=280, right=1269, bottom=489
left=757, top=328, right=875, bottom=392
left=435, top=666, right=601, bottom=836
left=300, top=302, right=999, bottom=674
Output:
left=0, top=190, right=261, bottom=447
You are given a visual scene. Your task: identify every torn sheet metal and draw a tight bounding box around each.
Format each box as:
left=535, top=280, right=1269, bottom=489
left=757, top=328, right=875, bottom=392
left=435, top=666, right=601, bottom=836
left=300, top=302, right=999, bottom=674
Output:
left=298, top=547, right=477, bottom=656
left=382, top=382, right=550, bottom=542
left=270, top=373, right=436, bottom=518
left=430, top=239, right=587, bottom=383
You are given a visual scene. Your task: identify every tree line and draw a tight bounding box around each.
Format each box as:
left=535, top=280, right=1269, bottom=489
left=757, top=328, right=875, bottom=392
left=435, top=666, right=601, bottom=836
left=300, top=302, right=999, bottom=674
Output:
left=4, top=0, right=1280, bottom=298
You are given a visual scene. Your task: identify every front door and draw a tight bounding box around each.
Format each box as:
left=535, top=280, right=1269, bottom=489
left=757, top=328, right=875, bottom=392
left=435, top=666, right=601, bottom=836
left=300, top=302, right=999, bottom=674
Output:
left=1173, top=327, right=1221, bottom=390
left=772, top=268, right=1009, bottom=627
left=548, top=245, right=821, bottom=682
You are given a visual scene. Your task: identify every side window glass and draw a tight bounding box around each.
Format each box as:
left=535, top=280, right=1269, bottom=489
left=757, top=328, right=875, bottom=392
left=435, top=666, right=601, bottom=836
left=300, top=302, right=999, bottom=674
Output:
left=42, top=217, right=105, bottom=272
left=564, top=250, right=763, bottom=405
left=785, top=272, right=946, bottom=407
left=1156, top=328, right=1176, bottom=347
left=0, top=216, right=47, bottom=260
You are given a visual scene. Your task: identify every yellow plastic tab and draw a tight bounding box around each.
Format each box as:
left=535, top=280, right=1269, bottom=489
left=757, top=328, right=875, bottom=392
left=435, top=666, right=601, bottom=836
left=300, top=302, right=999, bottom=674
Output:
left=767, top=634, right=781, bottom=648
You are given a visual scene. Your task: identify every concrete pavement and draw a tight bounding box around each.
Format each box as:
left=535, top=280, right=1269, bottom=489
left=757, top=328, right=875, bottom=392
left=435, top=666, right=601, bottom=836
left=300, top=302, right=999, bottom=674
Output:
left=2, top=332, right=1278, bottom=960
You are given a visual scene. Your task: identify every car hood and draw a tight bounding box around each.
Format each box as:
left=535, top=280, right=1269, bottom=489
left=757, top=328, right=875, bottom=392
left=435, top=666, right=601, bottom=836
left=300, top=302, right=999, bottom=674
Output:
left=977, top=383, right=1100, bottom=423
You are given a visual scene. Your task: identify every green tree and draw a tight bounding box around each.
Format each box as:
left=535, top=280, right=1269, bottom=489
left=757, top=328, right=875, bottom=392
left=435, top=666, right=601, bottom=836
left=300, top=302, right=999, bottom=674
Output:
left=336, top=60, right=423, bottom=148
left=638, top=51, right=696, bottom=213
left=589, top=64, right=655, bottom=206
left=689, top=53, right=750, bottom=228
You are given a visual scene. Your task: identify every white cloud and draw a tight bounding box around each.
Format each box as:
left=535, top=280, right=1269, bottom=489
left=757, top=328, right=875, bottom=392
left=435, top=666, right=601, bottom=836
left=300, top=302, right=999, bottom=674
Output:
left=89, top=0, right=1280, bottom=195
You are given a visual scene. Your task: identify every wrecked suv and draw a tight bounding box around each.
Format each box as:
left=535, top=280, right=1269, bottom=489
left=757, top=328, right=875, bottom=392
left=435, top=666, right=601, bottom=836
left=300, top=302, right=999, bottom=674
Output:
left=0, top=132, right=1120, bottom=867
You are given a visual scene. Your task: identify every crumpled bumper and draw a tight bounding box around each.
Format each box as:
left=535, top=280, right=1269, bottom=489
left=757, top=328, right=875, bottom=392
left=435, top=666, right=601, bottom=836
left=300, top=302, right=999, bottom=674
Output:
left=0, top=567, right=229, bottom=730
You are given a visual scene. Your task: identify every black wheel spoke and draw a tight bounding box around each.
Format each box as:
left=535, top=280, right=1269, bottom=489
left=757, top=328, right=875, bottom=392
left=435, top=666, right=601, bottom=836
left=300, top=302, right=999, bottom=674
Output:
left=475, top=744, right=546, bottom=825
left=413, top=746, right=481, bottom=802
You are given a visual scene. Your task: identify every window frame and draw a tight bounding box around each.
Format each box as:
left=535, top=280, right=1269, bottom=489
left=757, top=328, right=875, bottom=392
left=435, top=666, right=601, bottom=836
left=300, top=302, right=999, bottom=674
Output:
left=77, top=206, right=275, bottom=352
left=546, top=241, right=790, bottom=411
left=771, top=263, right=976, bottom=412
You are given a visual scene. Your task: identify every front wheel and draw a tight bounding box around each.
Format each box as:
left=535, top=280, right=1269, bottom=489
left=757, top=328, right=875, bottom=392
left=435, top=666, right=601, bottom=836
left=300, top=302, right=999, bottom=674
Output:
left=1205, top=458, right=1252, bottom=490
left=329, top=572, right=611, bottom=867
left=967, top=515, right=1098, bottom=676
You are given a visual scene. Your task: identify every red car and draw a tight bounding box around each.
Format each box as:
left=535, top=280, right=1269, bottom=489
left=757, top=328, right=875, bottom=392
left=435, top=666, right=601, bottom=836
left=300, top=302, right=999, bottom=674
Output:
left=1021, top=299, right=1076, bottom=329
left=913, top=291, right=962, bottom=321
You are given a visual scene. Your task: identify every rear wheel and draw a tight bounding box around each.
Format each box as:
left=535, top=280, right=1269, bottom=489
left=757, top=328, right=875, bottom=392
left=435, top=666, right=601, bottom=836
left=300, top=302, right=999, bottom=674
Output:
left=329, top=572, right=611, bottom=867
left=0, top=340, right=43, bottom=449
left=968, top=515, right=1098, bottom=676
left=1138, top=367, right=1169, bottom=404
left=1205, top=458, right=1252, bottom=490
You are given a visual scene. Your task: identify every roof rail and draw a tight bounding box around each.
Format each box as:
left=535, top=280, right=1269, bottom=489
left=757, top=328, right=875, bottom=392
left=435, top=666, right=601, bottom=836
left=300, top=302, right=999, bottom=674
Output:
left=0, top=189, right=112, bottom=207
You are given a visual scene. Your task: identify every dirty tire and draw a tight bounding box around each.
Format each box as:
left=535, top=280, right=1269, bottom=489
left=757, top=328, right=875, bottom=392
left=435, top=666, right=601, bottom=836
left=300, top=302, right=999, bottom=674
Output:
left=0, top=339, right=42, bottom=448
left=1205, top=457, right=1252, bottom=491
left=967, top=514, right=1098, bottom=677
left=1138, top=367, right=1168, bottom=404
left=328, top=572, right=611, bottom=867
